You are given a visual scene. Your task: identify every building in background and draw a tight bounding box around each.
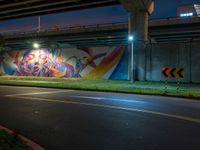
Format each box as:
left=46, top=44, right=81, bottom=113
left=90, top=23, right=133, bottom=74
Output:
left=177, top=4, right=200, bottom=17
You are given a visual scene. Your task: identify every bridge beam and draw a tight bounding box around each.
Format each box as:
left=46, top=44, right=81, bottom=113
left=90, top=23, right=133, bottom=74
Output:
left=120, top=0, right=154, bottom=81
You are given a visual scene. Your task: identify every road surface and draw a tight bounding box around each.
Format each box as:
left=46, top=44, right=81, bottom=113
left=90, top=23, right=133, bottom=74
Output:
left=0, top=85, right=200, bottom=150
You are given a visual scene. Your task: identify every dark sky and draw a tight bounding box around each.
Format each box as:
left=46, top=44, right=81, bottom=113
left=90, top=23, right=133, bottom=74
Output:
left=0, top=0, right=200, bottom=32
left=152, top=0, right=200, bottom=18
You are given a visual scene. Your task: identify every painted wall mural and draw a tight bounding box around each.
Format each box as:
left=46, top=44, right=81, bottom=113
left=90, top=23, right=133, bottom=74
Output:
left=0, top=46, right=128, bottom=79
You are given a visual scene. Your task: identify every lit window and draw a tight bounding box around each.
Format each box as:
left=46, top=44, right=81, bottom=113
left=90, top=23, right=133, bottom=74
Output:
left=180, top=12, right=193, bottom=17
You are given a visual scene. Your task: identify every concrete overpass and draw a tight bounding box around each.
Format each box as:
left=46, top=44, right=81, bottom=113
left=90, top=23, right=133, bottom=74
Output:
left=2, top=17, right=200, bottom=83
left=0, top=0, right=153, bottom=21
left=4, top=17, right=200, bottom=49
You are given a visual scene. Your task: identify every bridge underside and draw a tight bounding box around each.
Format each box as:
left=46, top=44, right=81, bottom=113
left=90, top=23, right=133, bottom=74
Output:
left=0, top=0, right=120, bottom=21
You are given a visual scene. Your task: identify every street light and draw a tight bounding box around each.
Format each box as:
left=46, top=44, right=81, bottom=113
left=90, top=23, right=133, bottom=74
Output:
left=128, top=35, right=133, bottom=41
left=128, top=35, right=134, bottom=83
left=33, top=43, right=40, bottom=49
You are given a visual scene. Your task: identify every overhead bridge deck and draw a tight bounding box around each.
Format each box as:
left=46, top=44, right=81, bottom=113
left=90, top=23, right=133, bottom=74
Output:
left=0, top=0, right=153, bottom=21
left=0, top=0, right=120, bottom=21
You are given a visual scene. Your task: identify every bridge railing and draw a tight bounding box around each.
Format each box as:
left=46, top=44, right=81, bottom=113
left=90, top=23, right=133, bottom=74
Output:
left=2, top=16, right=200, bottom=37
left=2, top=22, right=128, bottom=37
left=0, top=14, right=128, bottom=35
left=149, top=16, right=200, bottom=26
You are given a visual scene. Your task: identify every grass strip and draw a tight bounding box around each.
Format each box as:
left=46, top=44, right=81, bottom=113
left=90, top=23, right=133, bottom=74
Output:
left=0, top=76, right=199, bottom=99
left=0, top=130, right=32, bottom=150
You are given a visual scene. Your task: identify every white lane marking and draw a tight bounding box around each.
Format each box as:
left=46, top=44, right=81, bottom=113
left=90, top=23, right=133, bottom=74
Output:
left=72, top=96, right=103, bottom=100
left=5, top=90, right=74, bottom=97
left=71, top=95, right=145, bottom=103
left=9, top=96, right=200, bottom=124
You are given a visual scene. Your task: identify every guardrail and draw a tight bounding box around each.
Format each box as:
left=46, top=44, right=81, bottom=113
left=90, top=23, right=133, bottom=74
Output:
left=2, top=16, right=200, bottom=37
left=2, top=22, right=128, bottom=38
left=149, top=16, right=200, bottom=26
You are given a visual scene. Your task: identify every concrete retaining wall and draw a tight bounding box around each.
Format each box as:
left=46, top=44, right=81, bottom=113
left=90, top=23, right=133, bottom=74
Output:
left=1, top=39, right=199, bottom=83
left=145, top=39, right=200, bottom=83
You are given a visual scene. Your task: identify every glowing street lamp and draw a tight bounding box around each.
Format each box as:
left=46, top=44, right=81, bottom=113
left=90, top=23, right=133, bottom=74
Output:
left=128, top=35, right=134, bottom=83
left=128, top=35, right=134, bottom=41
left=33, top=43, right=40, bottom=49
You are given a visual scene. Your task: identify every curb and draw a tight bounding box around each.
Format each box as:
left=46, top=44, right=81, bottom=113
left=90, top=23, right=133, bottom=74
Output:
left=0, top=125, right=45, bottom=150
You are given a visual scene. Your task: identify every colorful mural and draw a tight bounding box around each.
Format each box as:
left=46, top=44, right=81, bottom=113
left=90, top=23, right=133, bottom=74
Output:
left=0, top=46, right=127, bottom=79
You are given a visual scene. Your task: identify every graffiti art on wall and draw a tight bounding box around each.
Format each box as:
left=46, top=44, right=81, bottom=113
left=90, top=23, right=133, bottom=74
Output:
left=0, top=46, right=127, bottom=79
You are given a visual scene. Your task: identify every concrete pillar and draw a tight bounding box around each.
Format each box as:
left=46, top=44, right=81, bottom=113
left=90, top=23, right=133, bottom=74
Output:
left=128, top=11, right=148, bottom=81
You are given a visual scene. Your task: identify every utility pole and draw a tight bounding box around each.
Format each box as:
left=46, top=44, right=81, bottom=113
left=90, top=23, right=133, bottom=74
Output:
left=38, top=16, right=41, bottom=32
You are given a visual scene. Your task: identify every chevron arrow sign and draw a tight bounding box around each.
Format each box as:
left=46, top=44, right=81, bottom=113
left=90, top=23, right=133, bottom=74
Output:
left=162, top=67, right=185, bottom=78
left=162, top=67, right=169, bottom=77
left=177, top=68, right=185, bottom=78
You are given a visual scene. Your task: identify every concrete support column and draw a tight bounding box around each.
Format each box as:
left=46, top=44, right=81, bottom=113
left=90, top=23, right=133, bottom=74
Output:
left=128, top=11, right=148, bottom=81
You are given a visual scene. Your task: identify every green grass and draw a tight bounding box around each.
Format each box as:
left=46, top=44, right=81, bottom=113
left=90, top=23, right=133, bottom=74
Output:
left=0, top=76, right=200, bottom=99
left=0, top=130, right=32, bottom=150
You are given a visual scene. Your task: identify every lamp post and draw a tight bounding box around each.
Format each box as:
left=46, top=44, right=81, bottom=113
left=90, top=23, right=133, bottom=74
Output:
left=129, top=35, right=134, bottom=83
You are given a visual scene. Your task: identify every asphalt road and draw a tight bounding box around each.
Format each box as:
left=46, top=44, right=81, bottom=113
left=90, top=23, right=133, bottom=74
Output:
left=0, top=85, right=200, bottom=150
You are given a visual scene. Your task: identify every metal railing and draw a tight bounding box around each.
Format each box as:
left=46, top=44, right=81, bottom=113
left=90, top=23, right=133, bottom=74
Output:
left=2, top=22, right=128, bottom=38
left=2, top=16, right=200, bottom=37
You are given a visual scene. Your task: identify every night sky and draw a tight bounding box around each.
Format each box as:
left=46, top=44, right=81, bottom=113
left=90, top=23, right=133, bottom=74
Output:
left=0, top=0, right=200, bottom=32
